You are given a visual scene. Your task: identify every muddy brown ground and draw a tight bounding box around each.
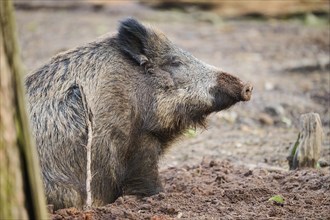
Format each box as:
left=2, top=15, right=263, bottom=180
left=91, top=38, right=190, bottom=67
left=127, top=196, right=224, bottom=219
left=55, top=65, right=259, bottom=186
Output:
left=51, top=159, right=330, bottom=220
left=15, top=2, right=330, bottom=219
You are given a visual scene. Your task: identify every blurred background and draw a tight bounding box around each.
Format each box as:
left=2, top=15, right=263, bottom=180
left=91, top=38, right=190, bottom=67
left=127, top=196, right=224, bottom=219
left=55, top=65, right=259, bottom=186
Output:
left=14, top=0, right=329, bottom=170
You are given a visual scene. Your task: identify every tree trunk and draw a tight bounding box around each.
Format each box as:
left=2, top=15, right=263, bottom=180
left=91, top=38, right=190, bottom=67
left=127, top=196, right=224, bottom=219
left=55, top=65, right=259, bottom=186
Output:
left=288, top=113, right=323, bottom=170
left=0, top=0, right=48, bottom=219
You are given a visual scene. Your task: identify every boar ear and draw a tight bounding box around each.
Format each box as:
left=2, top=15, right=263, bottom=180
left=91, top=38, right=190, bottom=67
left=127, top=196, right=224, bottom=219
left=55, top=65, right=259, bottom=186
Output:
left=118, top=18, right=150, bottom=66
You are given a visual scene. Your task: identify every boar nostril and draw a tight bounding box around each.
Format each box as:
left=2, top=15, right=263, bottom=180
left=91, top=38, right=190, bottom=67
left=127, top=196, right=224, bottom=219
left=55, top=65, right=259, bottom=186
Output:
left=241, top=84, right=253, bottom=101
left=245, top=86, right=253, bottom=93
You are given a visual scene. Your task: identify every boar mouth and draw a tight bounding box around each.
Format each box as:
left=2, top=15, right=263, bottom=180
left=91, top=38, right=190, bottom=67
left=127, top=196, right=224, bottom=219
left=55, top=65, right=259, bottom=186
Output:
left=210, top=83, right=253, bottom=111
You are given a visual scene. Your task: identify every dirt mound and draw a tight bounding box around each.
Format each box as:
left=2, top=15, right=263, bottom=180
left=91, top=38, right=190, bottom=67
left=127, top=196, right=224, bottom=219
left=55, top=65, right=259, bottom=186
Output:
left=52, top=159, right=330, bottom=219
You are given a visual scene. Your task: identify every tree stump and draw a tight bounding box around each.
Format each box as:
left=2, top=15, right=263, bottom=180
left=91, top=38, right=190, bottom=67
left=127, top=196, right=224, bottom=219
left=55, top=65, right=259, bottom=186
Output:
left=288, top=113, right=323, bottom=170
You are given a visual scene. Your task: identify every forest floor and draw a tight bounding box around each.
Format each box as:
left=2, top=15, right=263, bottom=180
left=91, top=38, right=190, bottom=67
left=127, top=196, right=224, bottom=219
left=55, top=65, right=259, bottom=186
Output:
left=15, top=1, right=330, bottom=219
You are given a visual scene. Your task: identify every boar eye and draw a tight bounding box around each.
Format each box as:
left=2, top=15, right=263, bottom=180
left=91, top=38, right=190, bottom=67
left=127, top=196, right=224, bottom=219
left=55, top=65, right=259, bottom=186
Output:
left=171, top=61, right=182, bottom=67
left=170, top=60, right=183, bottom=67
left=162, top=55, right=184, bottom=68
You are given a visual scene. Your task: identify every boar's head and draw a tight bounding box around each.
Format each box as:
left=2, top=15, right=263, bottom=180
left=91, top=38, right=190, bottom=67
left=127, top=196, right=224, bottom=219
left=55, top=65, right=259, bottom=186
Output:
left=117, top=18, right=252, bottom=130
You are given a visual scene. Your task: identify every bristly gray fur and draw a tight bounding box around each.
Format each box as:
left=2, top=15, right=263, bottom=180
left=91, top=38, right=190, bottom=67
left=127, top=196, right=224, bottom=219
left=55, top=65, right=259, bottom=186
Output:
left=25, top=18, right=251, bottom=210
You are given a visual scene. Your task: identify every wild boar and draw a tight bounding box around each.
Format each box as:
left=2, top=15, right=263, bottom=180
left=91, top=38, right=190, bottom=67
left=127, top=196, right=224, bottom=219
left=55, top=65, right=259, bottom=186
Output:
left=25, top=18, right=252, bottom=210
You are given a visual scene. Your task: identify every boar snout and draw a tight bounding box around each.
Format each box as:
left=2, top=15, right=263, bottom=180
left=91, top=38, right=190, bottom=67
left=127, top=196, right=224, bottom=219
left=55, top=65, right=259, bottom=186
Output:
left=241, top=84, right=253, bottom=101
left=210, top=72, right=252, bottom=111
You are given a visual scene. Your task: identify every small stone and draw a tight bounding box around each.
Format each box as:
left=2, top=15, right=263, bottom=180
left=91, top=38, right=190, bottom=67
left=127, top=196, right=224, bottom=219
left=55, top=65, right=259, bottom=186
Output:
left=265, top=105, right=285, bottom=117
left=259, top=113, right=274, bottom=125
left=158, top=192, right=166, bottom=200
left=160, top=205, right=177, bottom=215
left=209, top=160, right=217, bottom=167
left=191, top=187, right=199, bottom=195
left=145, top=197, right=154, bottom=204
left=167, top=207, right=177, bottom=214
left=177, top=212, right=183, bottom=218
left=318, top=158, right=329, bottom=167
left=244, top=170, right=253, bottom=177
left=217, top=111, right=238, bottom=123
left=114, top=197, right=124, bottom=205
left=215, top=174, right=227, bottom=183
left=264, top=82, right=275, bottom=91
left=281, top=116, right=292, bottom=127
left=139, top=204, right=151, bottom=210
left=211, top=198, right=219, bottom=204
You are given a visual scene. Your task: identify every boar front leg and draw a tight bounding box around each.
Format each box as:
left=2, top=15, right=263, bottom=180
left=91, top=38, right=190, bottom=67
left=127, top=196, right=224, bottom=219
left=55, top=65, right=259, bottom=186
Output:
left=122, top=134, right=163, bottom=197
left=91, top=132, right=163, bottom=205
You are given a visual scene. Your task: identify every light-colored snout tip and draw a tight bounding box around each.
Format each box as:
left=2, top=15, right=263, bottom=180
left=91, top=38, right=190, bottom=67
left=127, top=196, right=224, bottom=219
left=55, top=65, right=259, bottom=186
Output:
left=241, top=84, right=253, bottom=101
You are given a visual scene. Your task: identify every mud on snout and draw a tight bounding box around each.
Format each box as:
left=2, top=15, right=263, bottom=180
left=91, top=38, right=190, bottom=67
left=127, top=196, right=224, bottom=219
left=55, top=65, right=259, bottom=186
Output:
left=210, top=71, right=253, bottom=111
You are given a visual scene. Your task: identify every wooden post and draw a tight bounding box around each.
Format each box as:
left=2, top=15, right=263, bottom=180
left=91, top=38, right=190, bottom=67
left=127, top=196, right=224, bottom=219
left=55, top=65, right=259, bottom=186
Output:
left=0, top=0, right=48, bottom=219
left=288, top=113, right=323, bottom=170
